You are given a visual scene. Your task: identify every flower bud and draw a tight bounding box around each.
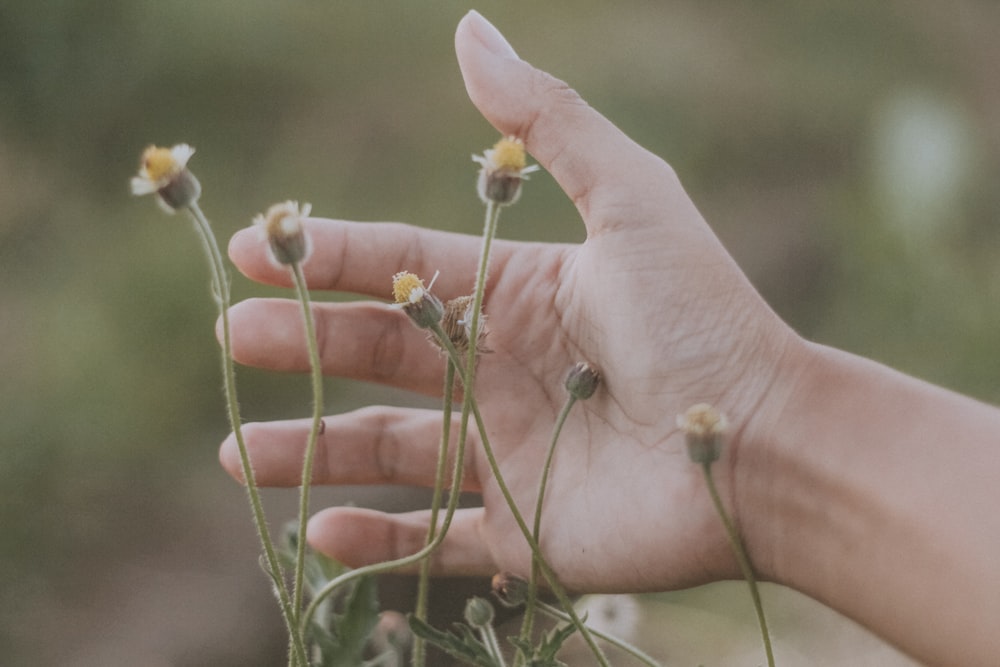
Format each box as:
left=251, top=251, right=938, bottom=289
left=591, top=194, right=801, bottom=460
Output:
left=564, top=361, right=600, bottom=400
left=130, top=144, right=201, bottom=212
left=472, top=136, right=540, bottom=206
left=490, top=571, right=529, bottom=608
left=391, top=271, right=444, bottom=329
left=677, top=403, right=728, bottom=464
left=254, top=201, right=312, bottom=266
left=463, top=596, right=495, bottom=629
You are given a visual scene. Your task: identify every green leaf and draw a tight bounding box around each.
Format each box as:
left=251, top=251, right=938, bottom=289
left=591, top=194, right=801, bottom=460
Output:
left=306, top=572, right=381, bottom=667
left=507, top=622, right=578, bottom=667
left=407, top=615, right=501, bottom=667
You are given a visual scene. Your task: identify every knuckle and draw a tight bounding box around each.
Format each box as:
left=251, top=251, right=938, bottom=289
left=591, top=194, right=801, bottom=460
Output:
left=369, top=315, right=406, bottom=381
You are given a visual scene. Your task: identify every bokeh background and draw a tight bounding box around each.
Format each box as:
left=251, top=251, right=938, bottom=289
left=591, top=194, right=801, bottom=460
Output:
left=3, top=1, right=999, bottom=665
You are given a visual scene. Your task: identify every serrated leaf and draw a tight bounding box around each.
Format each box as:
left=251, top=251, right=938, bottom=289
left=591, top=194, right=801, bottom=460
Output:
left=407, top=615, right=500, bottom=667
left=507, top=621, right=578, bottom=667
left=308, top=573, right=381, bottom=667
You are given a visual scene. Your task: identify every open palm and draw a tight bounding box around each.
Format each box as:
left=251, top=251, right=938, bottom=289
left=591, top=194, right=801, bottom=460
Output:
left=219, top=11, right=797, bottom=594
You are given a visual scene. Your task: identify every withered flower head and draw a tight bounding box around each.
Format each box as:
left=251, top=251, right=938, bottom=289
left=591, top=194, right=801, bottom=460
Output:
left=441, top=295, right=490, bottom=355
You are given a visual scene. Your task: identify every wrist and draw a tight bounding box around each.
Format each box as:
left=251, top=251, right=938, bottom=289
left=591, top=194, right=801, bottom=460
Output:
left=736, top=340, right=1000, bottom=666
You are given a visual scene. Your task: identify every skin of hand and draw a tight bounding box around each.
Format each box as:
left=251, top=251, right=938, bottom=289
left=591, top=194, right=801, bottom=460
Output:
left=219, top=11, right=1000, bottom=667
left=219, top=9, right=798, bottom=591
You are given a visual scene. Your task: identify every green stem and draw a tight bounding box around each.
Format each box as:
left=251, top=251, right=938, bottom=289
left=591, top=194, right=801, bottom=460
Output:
left=430, top=334, right=610, bottom=667
left=431, top=194, right=610, bottom=666
left=479, top=623, right=508, bottom=667
left=467, top=396, right=610, bottom=667
left=301, top=341, right=471, bottom=631
left=185, top=203, right=307, bottom=667
left=701, top=462, right=775, bottom=667
left=520, top=397, right=577, bottom=647
left=536, top=601, right=662, bottom=667
left=412, top=361, right=457, bottom=667
left=291, top=262, right=325, bottom=621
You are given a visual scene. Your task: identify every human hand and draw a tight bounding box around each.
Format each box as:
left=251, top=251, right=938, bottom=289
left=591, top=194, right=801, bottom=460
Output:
left=219, top=10, right=802, bottom=594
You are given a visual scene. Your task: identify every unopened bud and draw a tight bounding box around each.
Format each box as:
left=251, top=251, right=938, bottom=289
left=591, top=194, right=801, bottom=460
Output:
left=677, top=403, right=728, bottom=464
left=463, top=596, right=495, bottom=629
left=565, top=361, right=600, bottom=400
left=491, top=571, right=529, bottom=608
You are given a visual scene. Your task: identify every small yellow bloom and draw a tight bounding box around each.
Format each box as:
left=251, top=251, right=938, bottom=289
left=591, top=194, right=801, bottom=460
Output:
left=391, top=271, right=443, bottom=329
left=490, top=137, right=529, bottom=172
left=472, top=136, right=540, bottom=206
left=392, top=271, right=428, bottom=305
left=253, top=201, right=312, bottom=266
left=130, top=143, right=201, bottom=212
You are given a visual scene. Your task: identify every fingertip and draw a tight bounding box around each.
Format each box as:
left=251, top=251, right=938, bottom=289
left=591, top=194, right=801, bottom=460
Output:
left=307, top=507, right=384, bottom=568
left=218, top=432, right=246, bottom=484
left=456, top=10, right=519, bottom=60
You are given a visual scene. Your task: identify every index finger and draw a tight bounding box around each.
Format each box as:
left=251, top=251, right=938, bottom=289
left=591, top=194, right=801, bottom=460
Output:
left=228, top=218, right=499, bottom=298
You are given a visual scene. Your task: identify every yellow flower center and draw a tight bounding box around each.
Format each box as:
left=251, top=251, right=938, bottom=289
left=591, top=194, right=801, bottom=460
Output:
left=141, top=145, right=180, bottom=182
left=491, top=137, right=527, bottom=171
left=392, top=271, right=425, bottom=304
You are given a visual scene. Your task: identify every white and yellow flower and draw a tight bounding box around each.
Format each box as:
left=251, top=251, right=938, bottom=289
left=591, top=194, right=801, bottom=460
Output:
left=472, top=136, right=540, bottom=205
left=253, top=200, right=312, bottom=266
left=130, top=143, right=201, bottom=212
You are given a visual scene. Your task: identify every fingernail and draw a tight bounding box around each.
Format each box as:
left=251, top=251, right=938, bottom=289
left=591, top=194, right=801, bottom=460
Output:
left=465, top=10, right=518, bottom=59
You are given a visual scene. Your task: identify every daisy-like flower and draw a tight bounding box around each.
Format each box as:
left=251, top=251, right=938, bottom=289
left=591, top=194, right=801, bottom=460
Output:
left=391, top=271, right=443, bottom=329
left=677, top=403, right=728, bottom=464
left=130, top=143, right=201, bottom=212
left=472, top=136, right=540, bottom=206
left=253, top=200, right=312, bottom=266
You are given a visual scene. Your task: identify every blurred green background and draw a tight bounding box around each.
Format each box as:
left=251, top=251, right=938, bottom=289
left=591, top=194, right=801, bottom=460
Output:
left=2, top=1, right=998, bottom=665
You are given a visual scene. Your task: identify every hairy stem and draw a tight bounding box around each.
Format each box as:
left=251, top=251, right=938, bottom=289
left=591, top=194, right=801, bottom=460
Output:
left=536, top=601, right=662, bottom=667
left=290, top=262, right=325, bottom=621
left=520, top=396, right=577, bottom=647
left=186, top=203, right=306, bottom=667
left=701, top=461, right=775, bottom=667
left=412, top=361, right=457, bottom=667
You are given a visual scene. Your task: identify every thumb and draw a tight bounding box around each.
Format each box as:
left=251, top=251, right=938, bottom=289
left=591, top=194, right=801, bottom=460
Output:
left=455, top=10, right=679, bottom=234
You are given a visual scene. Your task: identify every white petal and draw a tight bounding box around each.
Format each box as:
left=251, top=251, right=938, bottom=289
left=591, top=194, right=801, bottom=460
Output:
left=130, top=176, right=157, bottom=196
left=170, top=144, right=196, bottom=168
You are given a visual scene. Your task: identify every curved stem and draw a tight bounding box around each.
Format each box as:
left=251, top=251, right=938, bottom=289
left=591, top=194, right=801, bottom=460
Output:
left=468, top=396, right=610, bottom=667
left=412, top=361, right=456, bottom=667
left=185, top=203, right=306, bottom=667
left=431, top=332, right=610, bottom=667
left=701, top=462, right=775, bottom=667
left=536, top=601, right=662, bottom=667
left=291, top=262, right=325, bottom=620
left=301, top=344, right=471, bottom=631
left=520, top=396, right=577, bottom=646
